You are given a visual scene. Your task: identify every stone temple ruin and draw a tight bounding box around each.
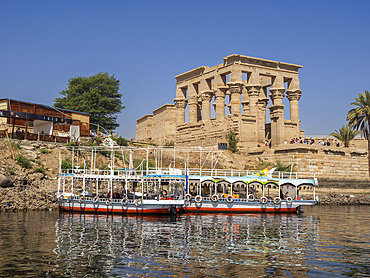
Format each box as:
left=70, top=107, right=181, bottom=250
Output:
left=136, top=54, right=304, bottom=148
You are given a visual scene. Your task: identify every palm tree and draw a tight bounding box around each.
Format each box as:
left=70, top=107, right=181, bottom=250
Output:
left=347, top=90, right=370, bottom=176
left=329, top=125, right=360, bottom=147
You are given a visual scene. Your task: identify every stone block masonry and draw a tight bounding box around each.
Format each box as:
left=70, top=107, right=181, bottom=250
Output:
left=245, top=144, right=370, bottom=186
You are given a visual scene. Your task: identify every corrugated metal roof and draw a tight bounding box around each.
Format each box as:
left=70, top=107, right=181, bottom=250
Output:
left=0, top=98, right=90, bottom=115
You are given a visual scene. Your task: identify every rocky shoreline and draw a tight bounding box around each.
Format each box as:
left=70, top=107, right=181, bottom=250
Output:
left=318, top=193, right=370, bottom=205
left=0, top=173, right=58, bottom=212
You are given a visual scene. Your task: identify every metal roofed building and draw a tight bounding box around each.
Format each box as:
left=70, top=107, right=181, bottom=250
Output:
left=0, top=98, right=90, bottom=142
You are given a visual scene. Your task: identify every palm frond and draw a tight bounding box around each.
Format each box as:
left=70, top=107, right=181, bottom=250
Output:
left=347, top=91, right=370, bottom=140
left=329, top=125, right=360, bottom=147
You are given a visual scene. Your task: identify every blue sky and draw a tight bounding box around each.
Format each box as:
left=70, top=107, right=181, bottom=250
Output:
left=1, top=0, right=369, bottom=138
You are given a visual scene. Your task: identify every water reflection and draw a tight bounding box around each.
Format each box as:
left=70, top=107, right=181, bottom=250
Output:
left=54, top=212, right=320, bottom=277
left=0, top=206, right=369, bottom=277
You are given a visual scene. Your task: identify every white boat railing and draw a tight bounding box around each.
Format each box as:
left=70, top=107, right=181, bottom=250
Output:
left=60, top=167, right=315, bottom=180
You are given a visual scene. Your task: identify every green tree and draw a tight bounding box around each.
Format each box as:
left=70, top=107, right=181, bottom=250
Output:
left=54, top=72, right=124, bottom=131
left=226, top=131, right=239, bottom=153
left=347, top=90, right=370, bottom=175
left=329, top=125, right=360, bottom=147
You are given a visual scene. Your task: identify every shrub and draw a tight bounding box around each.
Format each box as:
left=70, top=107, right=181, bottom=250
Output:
left=65, top=141, right=79, bottom=147
left=95, top=136, right=103, bottom=145
left=33, top=167, right=45, bottom=174
left=40, top=148, right=51, bottom=154
left=115, top=136, right=127, bottom=146
left=7, top=167, right=15, bottom=175
left=256, top=159, right=294, bottom=172
left=61, top=159, right=72, bottom=169
left=86, top=139, right=98, bottom=146
left=164, top=140, right=175, bottom=147
left=274, top=160, right=293, bottom=172
left=11, top=142, right=22, bottom=150
left=15, top=156, right=32, bottom=169
left=226, top=131, right=239, bottom=153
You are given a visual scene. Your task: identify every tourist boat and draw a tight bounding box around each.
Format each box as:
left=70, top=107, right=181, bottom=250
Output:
left=57, top=145, right=188, bottom=215
left=178, top=172, right=317, bottom=213
left=57, top=145, right=318, bottom=214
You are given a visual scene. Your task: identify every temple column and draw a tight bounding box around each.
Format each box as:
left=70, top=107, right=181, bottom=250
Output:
left=286, top=90, right=301, bottom=123
left=286, top=77, right=301, bottom=124
left=174, top=98, right=187, bottom=125
left=241, top=83, right=249, bottom=114
left=197, top=97, right=202, bottom=122
left=188, top=83, right=198, bottom=123
left=257, top=98, right=269, bottom=142
left=246, top=85, right=260, bottom=117
left=201, top=91, right=213, bottom=121
left=268, top=75, right=286, bottom=146
left=227, top=82, right=242, bottom=115
left=245, top=72, right=261, bottom=116
left=188, top=96, right=198, bottom=123
left=215, top=87, right=227, bottom=119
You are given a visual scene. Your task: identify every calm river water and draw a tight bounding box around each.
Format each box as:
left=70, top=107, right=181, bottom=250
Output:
left=0, top=206, right=369, bottom=277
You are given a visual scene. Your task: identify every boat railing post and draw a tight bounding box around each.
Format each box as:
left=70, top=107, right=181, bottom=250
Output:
left=57, top=176, right=61, bottom=196
left=83, top=176, right=85, bottom=197
left=96, top=178, right=99, bottom=197
left=71, top=176, right=74, bottom=197
left=295, top=185, right=298, bottom=200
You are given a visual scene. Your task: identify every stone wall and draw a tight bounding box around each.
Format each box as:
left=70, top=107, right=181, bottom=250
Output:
left=136, top=105, right=177, bottom=144
left=176, top=118, right=229, bottom=146
left=136, top=115, right=153, bottom=142
left=151, top=104, right=177, bottom=145
left=245, top=144, right=369, bottom=185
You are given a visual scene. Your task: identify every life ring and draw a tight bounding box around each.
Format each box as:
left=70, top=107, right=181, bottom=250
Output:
left=260, top=196, right=267, bottom=204
left=274, top=197, right=281, bottom=205
left=184, top=199, right=190, bottom=208
left=106, top=199, right=113, bottom=205
left=248, top=194, right=255, bottom=201
left=211, top=194, right=219, bottom=202
left=226, top=195, right=234, bottom=203
left=58, top=196, right=63, bottom=202
left=79, top=197, right=84, bottom=204
left=67, top=196, right=72, bottom=203
left=161, top=189, right=168, bottom=197
left=135, top=198, right=143, bottom=207
left=185, top=194, right=192, bottom=201
left=286, top=196, right=293, bottom=203
left=194, top=195, right=202, bottom=203
left=120, top=197, right=128, bottom=205
left=92, top=197, right=99, bottom=203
